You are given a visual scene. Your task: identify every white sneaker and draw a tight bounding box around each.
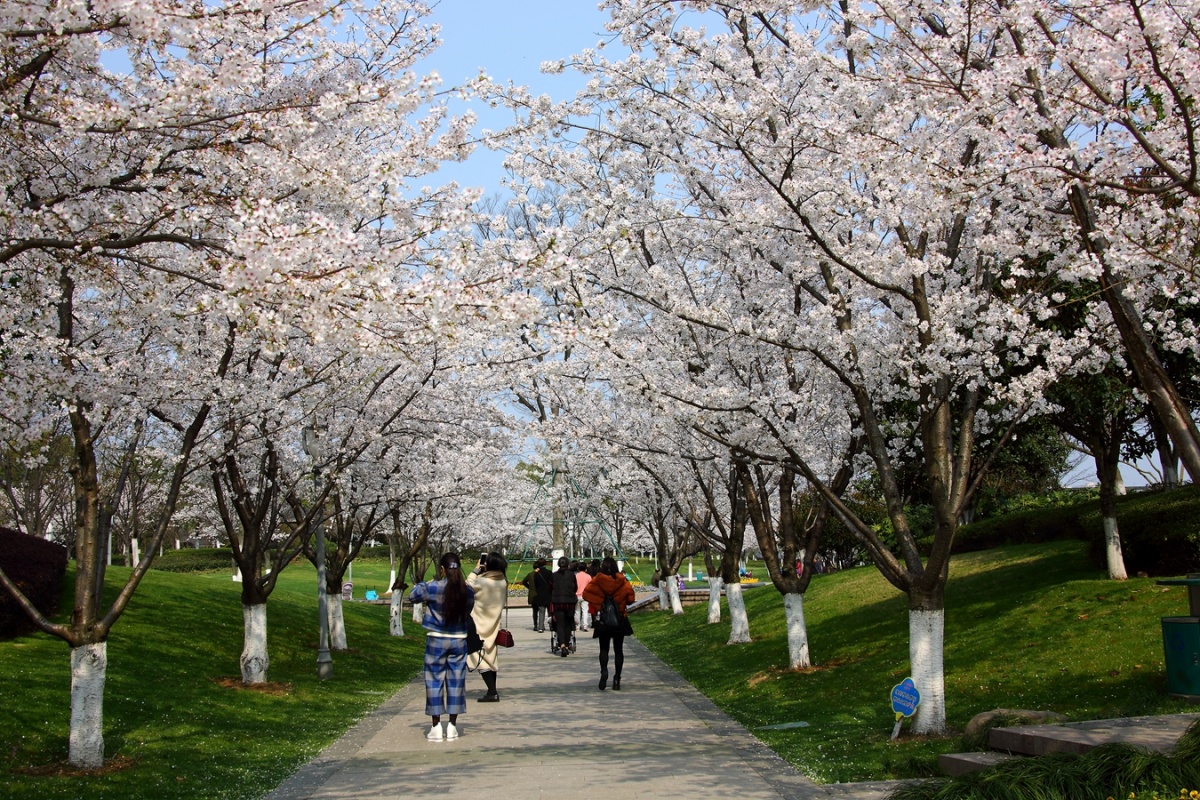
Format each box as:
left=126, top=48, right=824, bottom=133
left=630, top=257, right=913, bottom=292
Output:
left=445, top=722, right=460, bottom=740
left=426, top=723, right=444, bottom=741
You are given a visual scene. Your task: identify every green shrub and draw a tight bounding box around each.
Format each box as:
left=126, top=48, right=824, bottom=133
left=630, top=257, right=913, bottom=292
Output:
left=1078, top=486, right=1200, bottom=576
left=952, top=500, right=1092, bottom=552
left=353, top=545, right=393, bottom=561
left=949, top=485, right=1200, bottom=577
left=152, top=547, right=234, bottom=573
left=0, top=526, right=67, bottom=639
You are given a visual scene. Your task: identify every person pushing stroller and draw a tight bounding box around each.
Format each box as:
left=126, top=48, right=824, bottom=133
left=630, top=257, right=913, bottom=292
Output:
left=550, top=556, right=578, bottom=657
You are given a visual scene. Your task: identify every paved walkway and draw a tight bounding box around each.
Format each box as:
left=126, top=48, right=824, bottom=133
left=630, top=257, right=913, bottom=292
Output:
left=264, top=622, right=899, bottom=800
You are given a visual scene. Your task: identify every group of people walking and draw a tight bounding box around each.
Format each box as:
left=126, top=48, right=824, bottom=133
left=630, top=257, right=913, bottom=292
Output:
left=408, top=551, right=636, bottom=740
left=522, top=556, right=596, bottom=637
left=523, top=556, right=602, bottom=656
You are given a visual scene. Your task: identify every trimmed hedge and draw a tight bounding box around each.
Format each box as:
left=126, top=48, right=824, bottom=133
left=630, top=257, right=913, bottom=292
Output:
left=1080, top=484, right=1200, bottom=576
left=152, top=544, right=394, bottom=572
left=354, top=545, right=392, bottom=561
left=953, top=484, right=1200, bottom=576
left=152, top=547, right=235, bottom=573
left=0, top=526, right=67, bottom=639
left=953, top=500, right=1092, bottom=552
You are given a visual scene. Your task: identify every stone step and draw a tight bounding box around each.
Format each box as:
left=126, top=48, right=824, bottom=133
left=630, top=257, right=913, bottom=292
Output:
left=938, top=751, right=1019, bottom=777
left=940, top=713, right=1200, bottom=778
left=988, top=712, right=1200, bottom=757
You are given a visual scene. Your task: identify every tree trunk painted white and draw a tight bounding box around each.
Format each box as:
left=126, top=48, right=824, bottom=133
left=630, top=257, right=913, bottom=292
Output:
left=666, top=578, right=684, bottom=615
left=390, top=589, right=405, bottom=636
left=240, top=603, right=269, bottom=684
left=657, top=581, right=668, bottom=610
left=909, top=608, right=946, bottom=735
left=726, top=582, right=751, bottom=644
left=1104, top=516, right=1129, bottom=580
left=784, top=592, right=811, bottom=669
left=69, top=642, right=106, bottom=769
left=706, top=577, right=723, bottom=624
left=327, top=595, right=348, bottom=650
left=1162, top=455, right=1181, bottom=489
left=412, top=601, right=423, bottom=624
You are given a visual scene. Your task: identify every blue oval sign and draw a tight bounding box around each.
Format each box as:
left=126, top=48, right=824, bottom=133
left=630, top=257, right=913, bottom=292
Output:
left=891, top=678, right=920, bottom=718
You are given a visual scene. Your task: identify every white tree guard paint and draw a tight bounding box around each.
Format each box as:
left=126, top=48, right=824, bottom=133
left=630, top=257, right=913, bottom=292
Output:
left=412, top=601, right=423, bottom=624
left=706, top=577, right=723, bottom=624
left=390, top=590, right=405, bottom=636
left=666, top=579, right=684, bottom=615
left=657, top=581, right=668, bottom=610
left=726, top=582, right=751, bottom=644
left=909, top=608, right=947, bottom=734
left=69, top=642, right=106, bottom=768
left=784, top=592, right=811, bottom=669
left=327, top=595, right=348, bottom=650
left=1104, top=517, right=1128, bottom=580
left=240, top=603, right=269, bottom=684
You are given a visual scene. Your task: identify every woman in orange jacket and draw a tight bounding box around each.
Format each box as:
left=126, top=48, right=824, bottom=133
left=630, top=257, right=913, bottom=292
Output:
left=581, top=556, right=636, bottom=690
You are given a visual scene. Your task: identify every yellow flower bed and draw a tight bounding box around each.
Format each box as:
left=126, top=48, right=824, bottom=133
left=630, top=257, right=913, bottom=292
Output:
left=1109, top=790, right=1200, bottom=800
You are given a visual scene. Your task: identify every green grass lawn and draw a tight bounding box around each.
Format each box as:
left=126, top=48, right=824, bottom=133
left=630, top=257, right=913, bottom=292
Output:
left=2, top=539, right=1196, bottom=796
left=0, top=564, right=424, bottom=800
left=633, top=540, right=1199, bottom=783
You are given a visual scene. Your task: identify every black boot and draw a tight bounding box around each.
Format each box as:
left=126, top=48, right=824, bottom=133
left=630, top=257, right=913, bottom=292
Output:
left=598, top=669, right=608, bottom=691
left=478, top=670, right=499, bottom=702
left=612, top=674, right=621, bottom=691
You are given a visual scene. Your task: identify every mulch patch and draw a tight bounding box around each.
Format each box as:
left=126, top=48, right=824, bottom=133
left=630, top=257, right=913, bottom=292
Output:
left=211, top=676, right=293, bottom=695
left=13, top=753, right=137, bottom=777
left=748, top=656, right=861, bottom=686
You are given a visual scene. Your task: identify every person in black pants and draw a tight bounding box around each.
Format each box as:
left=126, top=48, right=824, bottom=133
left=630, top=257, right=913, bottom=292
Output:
left=550, top=556, right=578, bottom=657
left=582, top=557, right=636, bottom=689
left=520, top=561, right=541, bottom=630
left=533, top=559, right=553, bottom=632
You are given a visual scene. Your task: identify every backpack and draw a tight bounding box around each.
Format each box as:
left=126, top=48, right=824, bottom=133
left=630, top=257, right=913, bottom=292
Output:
left=596, top=594, right=621, bottom=633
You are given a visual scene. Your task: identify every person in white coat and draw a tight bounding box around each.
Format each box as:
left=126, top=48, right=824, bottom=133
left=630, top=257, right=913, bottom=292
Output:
left=467, top=552, right=508, bottom=702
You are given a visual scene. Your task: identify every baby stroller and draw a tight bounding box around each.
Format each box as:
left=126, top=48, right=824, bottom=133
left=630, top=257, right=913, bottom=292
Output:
left=548, top=603, right=577, bottom=655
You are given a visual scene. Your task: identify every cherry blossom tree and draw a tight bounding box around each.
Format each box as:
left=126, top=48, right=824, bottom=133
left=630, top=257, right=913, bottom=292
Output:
left=0, top=420, right=73, bottom=541
left=306, top=366, right=521, bottom=650
left=681, top=455, right=749, bottom=629
left=957, top=0, right=1200, bottom=480
left=0, top=0, right=535, bottom=766
left=498, top=0, right=1111, bottom=733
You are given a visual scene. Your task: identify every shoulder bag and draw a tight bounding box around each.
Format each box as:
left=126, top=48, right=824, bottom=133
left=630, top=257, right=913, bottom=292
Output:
left=496, top=603, right=515, bottom=647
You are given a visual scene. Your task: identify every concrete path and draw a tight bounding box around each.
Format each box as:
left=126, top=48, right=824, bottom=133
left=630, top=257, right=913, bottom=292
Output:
left=264, top=623, right=899, bottom=800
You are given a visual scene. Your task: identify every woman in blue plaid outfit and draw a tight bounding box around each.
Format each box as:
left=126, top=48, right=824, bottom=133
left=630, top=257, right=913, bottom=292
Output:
left=409, top=552, right=475, bottom=741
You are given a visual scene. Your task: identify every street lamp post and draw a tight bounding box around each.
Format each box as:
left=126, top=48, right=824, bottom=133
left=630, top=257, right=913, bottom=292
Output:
left=302, top=425, right=334, bottom=681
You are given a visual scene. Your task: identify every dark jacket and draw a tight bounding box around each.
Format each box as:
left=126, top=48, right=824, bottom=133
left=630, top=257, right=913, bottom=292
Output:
left=551, top=568, right=579, bottom=605
left=531, top=566, right=553, bottom=607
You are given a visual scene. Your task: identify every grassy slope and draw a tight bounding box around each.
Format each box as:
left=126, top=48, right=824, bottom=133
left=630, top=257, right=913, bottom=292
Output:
left=633, top=540, right=1199, bottom=783
left=0, top=564, right=423, bottom=800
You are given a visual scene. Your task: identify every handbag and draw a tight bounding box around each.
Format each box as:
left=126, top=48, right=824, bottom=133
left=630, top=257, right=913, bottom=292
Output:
left=496, top=605, right=514, bottom=648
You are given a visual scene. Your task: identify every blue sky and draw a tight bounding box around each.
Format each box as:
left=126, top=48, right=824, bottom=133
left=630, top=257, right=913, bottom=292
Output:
left=425, top=0, right=610, bottom=89
left=421, top=0, right=614, bottom=191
